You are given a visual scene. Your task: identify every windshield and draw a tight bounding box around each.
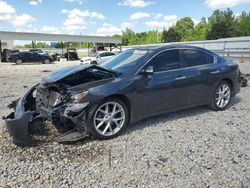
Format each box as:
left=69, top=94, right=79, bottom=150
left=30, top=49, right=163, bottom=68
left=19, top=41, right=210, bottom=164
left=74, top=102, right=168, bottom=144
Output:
left=101, top=50, right=148, bottom=73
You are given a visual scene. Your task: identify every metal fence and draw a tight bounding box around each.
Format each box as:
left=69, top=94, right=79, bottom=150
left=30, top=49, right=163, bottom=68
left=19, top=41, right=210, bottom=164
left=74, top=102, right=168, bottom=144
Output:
left=122, top=36, right=250, bottom=60
left=13, top=36, right=250, bottom=60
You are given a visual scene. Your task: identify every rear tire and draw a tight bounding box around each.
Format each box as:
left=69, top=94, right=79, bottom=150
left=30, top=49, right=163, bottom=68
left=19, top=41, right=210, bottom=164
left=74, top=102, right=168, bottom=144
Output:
left=15, top=59, right=23, bottom=65
left=88, top=98, right=128, bottom=140
left=209, top=81, right=232, bottom=111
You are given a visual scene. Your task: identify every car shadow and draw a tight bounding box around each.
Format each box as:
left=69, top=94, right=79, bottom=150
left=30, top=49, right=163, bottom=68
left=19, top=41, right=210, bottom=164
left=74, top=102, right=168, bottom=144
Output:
left=122, top=96, right=242, bottom=136
left=24, top=96, right=241, bottom=147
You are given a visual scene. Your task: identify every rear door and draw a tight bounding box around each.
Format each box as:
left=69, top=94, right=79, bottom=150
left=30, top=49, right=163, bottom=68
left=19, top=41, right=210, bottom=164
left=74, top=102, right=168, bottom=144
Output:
left=181, top=49, right=219, bottom=105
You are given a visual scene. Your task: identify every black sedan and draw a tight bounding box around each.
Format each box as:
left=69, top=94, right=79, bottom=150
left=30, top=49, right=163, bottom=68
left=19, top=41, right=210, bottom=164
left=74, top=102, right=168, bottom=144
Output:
left=8, top=51, right=53, bottom=64
left=4, top=45, right=241, bottom=146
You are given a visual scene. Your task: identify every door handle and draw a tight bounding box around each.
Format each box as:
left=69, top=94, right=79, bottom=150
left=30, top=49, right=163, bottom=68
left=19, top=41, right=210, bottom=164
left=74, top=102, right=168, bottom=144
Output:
left=175, top=76, right=186, bottom=80
left=210, top=70, right=220, bottom=74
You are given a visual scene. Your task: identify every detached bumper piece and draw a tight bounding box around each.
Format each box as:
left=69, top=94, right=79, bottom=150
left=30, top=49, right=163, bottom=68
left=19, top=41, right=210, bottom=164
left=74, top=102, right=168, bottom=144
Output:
left=3, top=86, right=37, bottom=146
left=4, top=112, right=34, bottom=146
left=58, top=128, right=89, bottom=143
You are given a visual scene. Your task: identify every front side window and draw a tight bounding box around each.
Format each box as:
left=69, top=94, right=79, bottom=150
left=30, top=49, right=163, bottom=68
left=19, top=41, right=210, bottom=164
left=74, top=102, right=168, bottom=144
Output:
left=146, top=49, right=182, bottom=72
left=182, top=49, right=214, bottom=67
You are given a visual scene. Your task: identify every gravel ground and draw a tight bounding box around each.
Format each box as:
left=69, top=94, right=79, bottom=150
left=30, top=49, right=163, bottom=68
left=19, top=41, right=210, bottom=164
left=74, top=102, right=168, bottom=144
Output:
left=0, top=60, right=250, bottom=187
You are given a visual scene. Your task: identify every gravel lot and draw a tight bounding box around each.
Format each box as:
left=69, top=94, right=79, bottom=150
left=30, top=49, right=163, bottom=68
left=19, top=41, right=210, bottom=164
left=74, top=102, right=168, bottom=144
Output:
left=0, top=60, right=250, bottom=187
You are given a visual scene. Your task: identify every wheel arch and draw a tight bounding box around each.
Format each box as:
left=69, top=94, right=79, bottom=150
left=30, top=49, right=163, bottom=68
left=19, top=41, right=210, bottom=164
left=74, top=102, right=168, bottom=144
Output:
left=220, top=78, right=236, bottom=96
left=103, top=94, right=132, bottom=123
left=221, top=78, right=233, bottom=88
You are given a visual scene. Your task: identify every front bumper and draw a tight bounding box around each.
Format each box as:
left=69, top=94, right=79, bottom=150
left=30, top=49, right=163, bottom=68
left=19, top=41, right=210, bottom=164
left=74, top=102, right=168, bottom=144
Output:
left=4, top=112, right=34, bottom=146
left=3, top=86, right=37, bottom=146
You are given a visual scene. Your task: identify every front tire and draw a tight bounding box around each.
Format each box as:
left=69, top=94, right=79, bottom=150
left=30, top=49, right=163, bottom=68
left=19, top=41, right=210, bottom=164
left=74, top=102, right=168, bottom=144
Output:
left=89, top=98, right=128, bottom=140
left=209, top=81, right=232, bottom=111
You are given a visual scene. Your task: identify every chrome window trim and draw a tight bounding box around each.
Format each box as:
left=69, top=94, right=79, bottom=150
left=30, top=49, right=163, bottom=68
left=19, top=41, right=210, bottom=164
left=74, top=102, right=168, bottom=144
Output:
left=136, top=47, right=216, bottom=75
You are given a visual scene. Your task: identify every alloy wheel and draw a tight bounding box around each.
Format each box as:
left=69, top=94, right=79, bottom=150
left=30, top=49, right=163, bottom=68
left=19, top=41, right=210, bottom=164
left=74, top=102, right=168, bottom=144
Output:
left=215, top=83, right=231, bottom=108
left=94, top=102, right=125, bottom=137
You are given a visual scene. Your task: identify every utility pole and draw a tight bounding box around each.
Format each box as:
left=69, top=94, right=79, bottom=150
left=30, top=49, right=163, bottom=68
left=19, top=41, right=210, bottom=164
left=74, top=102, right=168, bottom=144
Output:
left=32, top=40, right=35, bottom=50
left=156, top=29, right=158, bottom=43
left=79, top=32, right=82, bottom=50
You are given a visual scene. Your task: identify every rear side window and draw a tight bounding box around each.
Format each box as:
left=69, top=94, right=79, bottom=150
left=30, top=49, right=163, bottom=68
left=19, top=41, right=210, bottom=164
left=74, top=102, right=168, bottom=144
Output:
left=147, top=49, right=182, bottom=72
left=182, top=49, right=214, bottom=67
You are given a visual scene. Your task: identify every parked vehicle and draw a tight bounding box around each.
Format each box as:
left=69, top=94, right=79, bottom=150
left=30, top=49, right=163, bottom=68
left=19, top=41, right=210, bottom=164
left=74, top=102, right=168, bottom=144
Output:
left=64, top=49, right=79, bottom=61
left=4, top=45, right=241, bottom=146
left=81, top=51, right=115, bottom=64
left=8, top=51, right=53, bottom=64
left=2, top=49, right=20, bottom=62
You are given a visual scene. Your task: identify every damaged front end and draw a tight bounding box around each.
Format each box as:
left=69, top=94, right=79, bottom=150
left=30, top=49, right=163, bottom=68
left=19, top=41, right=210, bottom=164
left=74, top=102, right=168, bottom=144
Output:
left=3, top=64, right=115, bottom=146
left=35, top=83, right=91, bottom=143
left=4, top=83, right=91, bottom=146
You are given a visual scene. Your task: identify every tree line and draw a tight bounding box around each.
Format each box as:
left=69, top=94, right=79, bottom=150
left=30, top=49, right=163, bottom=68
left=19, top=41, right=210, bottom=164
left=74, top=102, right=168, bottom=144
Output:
left=122, top=8, right=250, bottom=46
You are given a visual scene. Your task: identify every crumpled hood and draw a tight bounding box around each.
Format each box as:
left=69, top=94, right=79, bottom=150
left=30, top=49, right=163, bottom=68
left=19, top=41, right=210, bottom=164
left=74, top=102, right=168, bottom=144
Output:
left=42, top=64, right=93, bottom=84
left=41, top=64, right=116, bottom=85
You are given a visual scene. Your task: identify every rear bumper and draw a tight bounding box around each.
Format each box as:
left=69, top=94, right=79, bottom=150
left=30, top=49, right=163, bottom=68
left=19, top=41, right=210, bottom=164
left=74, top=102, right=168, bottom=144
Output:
left=241, top=73, right=248, bottom=87
left=232, top=70, right=242, bottom=96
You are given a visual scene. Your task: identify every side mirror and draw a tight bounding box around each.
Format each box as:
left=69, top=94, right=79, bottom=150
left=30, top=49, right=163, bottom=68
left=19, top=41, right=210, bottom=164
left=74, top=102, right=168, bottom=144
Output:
left=140, top=66, right=154, bottom=75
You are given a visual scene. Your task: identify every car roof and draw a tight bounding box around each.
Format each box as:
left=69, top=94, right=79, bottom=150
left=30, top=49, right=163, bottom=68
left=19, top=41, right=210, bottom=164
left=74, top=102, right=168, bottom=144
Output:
left=133, top=44, right=207, bottom=52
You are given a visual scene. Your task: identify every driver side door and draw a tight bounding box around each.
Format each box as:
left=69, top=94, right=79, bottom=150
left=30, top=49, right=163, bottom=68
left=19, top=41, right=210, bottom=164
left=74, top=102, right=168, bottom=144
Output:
left=133, top=49, right=189, bottom=118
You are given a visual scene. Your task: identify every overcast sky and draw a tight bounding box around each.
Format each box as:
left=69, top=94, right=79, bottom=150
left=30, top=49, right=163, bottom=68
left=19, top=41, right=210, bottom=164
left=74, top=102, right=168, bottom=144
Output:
left=0, top=0, right=250, bottom=36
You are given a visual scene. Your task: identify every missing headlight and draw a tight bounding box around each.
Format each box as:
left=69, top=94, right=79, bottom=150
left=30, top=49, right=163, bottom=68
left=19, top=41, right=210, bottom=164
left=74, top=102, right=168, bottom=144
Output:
left=49, top=91, right=62, bottom=107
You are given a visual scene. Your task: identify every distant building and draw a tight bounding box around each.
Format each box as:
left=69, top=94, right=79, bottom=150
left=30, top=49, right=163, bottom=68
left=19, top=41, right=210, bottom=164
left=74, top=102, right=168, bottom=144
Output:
left=1, top=40, right=14, bottom=49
